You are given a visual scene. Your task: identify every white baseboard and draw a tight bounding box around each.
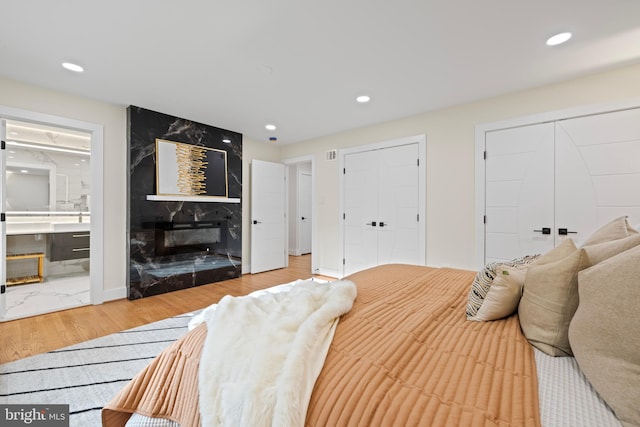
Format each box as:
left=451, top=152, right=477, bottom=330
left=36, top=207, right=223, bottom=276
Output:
left=101, top=286, right=127, bottom=303
left=315, top=268, right=342, bottom=279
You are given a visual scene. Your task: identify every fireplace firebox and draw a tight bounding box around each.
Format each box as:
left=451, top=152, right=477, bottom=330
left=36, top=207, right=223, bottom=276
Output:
left=154, top=221, right=227, bottom=256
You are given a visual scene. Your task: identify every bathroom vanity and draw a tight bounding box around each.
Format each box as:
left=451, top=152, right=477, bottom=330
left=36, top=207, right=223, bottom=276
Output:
left=5, top=214, right=90, bottom=285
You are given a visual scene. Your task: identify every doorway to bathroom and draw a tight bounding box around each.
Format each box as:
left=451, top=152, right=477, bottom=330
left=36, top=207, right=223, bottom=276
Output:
left=0, top=110, right=103, bottom=321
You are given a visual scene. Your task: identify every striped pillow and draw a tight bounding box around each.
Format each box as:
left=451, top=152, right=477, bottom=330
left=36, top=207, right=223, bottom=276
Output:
left=466, top=254, right=539, bottom=321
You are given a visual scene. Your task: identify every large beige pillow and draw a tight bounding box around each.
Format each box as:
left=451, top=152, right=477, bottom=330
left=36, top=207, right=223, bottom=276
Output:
left=518, top=247, right=590, bottom=356
left=569, top=245, right=640, bottom=427
left=532, top=238, right=577, bottom=265
left=581, top=216, right=639, bottom=246
left=583, top=233, right=640, bottom=265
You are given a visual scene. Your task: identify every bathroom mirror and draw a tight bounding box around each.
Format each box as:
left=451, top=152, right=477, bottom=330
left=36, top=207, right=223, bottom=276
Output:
left=5, top=162, right=56, bottom=212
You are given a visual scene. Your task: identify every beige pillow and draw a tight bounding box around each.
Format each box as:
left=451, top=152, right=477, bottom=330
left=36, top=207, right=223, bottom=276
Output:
left=518, top=247, right=590, bottom=356
left=569, top=245, right=640, bottom=427
left=581, top=216, right=638, bottom=246
left=533, top=238, right=576, bottom=265
left=471, top=265, right=527, bottom=321
left=583, top=233, right=640, bottom=265
left=466, top=255, right=538, bottom=321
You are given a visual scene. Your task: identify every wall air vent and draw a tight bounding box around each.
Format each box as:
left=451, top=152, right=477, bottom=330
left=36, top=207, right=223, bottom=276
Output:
left=326, top=149, right=337, bottom=161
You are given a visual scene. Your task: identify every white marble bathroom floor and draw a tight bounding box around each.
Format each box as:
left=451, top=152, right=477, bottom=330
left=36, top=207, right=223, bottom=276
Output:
left=3, top=274, right=90, bottom=321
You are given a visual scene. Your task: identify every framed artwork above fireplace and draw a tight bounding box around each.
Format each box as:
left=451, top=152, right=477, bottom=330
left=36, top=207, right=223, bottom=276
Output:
left=155, top=139, right=228, bottom=198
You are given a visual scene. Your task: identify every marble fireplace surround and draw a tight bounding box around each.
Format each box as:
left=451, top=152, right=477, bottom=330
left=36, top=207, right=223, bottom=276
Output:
left=127, top=106, right=242, bottom=300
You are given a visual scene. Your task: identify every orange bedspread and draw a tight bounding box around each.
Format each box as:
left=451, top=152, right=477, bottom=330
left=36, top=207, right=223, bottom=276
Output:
left=103, top=265, right=540, bottom=426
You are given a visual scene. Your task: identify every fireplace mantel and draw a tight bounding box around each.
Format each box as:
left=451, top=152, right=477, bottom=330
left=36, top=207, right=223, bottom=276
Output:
left=146, top=195, right=241, bottom=203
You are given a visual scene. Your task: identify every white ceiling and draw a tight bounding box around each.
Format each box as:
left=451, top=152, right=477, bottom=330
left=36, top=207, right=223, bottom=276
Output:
left=1, top=1, right=640, bottom=145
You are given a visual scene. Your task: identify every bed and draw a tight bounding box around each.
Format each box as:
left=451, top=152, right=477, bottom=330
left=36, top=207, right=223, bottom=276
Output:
left=102, top=217, right=640, bottom=426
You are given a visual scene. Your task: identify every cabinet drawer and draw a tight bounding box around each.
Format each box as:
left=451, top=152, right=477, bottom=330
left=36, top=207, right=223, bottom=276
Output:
left=48, top=232, right=90, bottom=261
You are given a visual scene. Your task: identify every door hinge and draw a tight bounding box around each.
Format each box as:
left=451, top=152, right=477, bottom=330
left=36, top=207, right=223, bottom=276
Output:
left=1, top=285, right=5, bottom=294
left=1, top=140, right=5, bottom=149
left=483, top=215, right=486, bottom=224
left=1, top=213, right=5, bottom=222
left=416, top=158, right=419, bottom=166
left=343, top=168, right=346, bottom=174
left=483, top=151, right=487, bottom=160
left=343, top=258, right=345, bottom=265
left=417, top=213, right=419, bottom=222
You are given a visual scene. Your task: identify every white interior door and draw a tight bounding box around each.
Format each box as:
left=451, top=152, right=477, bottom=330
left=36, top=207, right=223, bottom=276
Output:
left=483, top=107, right=640, bottom=264
left=555, top=108, right=640, bottom=243
left=298, top=170, right=312, bottom=255
left=343, top=143, right=422, bottom=276
left=377, top=144, right=420, bottom=265
left=343, top=150, right=379, bottom=276
left=251, top=159, right=287, bottom=274
left=0, top=119, right=6, bottom=319
left=484, top=123, right=555, bottom=263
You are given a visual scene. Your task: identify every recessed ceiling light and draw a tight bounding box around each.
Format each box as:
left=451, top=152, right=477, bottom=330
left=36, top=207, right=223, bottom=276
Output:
left=546, top=32, right=572, bottom=46
left=222, top=138, right=231, bottom=144
left=20, top=169, right=29, bottom=173
left=356, top=95, right=371, bottom=103
left=265, top=124, right=277, bottom=131
left=62, top=62, right=84, bottom=72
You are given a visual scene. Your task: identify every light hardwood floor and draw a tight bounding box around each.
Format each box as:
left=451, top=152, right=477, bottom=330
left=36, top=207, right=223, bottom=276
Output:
left=0, top=255, right=331, bottom=365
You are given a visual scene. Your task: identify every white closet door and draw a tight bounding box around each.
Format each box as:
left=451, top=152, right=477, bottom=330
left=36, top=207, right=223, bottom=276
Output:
left=343, top=143, right=420, bottom=276
left=377, top=143, right=420, bottom=265
left=484, top=123, right=555, bottom=263
left=343, top=150, right=379, bottom=275
left=555, top=108, right=640, bottom=244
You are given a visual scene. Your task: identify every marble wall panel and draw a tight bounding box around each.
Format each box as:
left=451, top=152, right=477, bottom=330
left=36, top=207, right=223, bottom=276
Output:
left=127, top=106, right=242, bottom=300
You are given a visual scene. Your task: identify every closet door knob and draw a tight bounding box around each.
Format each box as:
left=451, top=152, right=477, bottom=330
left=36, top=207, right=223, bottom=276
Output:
left=533, top=227, right=551, bottom=235
left=558, top=228, right=577, bottom=235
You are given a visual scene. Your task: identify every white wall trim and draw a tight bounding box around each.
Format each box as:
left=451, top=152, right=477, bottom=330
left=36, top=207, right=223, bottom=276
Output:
left=474, top=97, right=640, bottom=268
left=102, top=286, right=127, bottom=302
left=316, top=268, right=342, bottom=279
left=338, top=134, right=427, bottom=277
left=0, top=104, right=105, bottom=311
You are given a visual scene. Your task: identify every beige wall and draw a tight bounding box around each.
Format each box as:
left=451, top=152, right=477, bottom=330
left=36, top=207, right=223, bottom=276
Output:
left=0, top=77, right=282, bottom=297
left=2, top=62, right=640, bottom=300
left=279, top=63, right=640, bottom=272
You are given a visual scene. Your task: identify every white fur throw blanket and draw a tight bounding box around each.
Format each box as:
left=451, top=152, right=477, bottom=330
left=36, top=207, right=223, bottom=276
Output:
left=196, top=279, right=357, bottom=427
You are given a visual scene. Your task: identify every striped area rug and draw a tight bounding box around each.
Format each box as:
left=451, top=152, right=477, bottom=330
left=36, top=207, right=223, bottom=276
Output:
left=0, top=311, right=197, bottom=426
